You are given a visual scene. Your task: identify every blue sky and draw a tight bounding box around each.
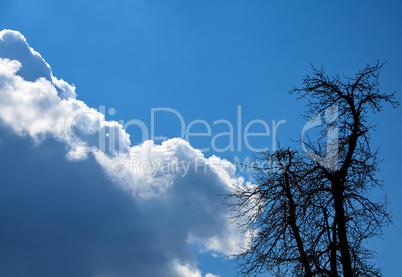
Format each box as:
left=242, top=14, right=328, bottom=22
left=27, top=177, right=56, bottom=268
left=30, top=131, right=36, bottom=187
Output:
left=0, top=1, right=401, bottom=276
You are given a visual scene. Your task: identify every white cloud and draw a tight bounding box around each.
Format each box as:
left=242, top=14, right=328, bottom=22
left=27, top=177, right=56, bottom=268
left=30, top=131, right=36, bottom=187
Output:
left=0, top=29, right=250, bottom=276
left=0, top=29, right=76, bottom=99
left=173, top=262, right=220, bottom=277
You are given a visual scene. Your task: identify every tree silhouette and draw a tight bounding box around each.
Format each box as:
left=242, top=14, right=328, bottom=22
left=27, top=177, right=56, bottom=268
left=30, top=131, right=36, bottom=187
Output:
left=227, top=62, right=398, bottom=277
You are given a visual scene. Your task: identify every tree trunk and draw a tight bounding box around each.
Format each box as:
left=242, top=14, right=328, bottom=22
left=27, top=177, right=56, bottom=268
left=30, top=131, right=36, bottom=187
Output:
left=330, top=221, right=338, bottom=277
left=333, top=184, right=353, bottom=277
left=284, top=174, right=313, bottom=277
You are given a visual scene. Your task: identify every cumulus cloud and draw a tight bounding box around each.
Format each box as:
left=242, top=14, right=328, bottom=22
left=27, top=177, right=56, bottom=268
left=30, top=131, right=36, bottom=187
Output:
left=0, top=29, right=76, bottom=99
left=0, top=29, right=250, bottom=276
left=173, top=262, right=220, bottom=277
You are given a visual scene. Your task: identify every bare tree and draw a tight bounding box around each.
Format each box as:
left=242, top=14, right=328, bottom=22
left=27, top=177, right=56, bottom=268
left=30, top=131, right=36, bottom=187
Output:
left=227, top=62, right=398, bottom=277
